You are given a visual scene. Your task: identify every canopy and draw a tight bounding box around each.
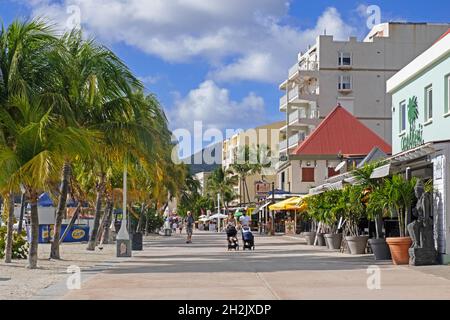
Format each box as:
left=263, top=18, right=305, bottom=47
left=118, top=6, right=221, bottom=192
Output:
left=269, top=196, right=308, bottom=212
left=38, top=193, right=54, bottom=207
left=209, top=213, right=228, bottom=220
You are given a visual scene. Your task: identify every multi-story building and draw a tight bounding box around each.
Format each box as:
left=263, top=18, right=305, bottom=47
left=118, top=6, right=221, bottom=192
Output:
left=387, top=28, right=450, bottom=263
left=222, top=121, right=284, bottom=205
left=278, top=22, right=450, bottom=193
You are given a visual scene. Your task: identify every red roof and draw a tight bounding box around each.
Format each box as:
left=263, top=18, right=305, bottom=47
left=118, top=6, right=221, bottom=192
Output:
left=435, top=28, right=450, bottom=44
left=291, top=106, right=391, bottom=156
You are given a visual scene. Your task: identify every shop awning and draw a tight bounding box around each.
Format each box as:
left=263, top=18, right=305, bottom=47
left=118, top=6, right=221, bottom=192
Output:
left=370, top=163, right=391, bottom=179
left=269, top=196, right=308, bottom=211
left=255, top=202, right=271, bottom=212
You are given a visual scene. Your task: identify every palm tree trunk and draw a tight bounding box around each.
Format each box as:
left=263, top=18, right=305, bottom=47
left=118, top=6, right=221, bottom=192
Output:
left=27, top=190, right=39, bottom=269
left=87, top=173, right=106, bottom=251
left=4, top=193, right=15, bottom=263
left=244, top=177, right=251, bottom=205
left=101, top=200, right=113, bottom=244
left=137, top=203, right=146, bottom=232
left=50, top=161, right=71, bottom=259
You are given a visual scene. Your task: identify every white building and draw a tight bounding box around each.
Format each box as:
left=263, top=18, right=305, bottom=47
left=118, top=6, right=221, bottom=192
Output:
left=278, top=22, right=450, bottom=193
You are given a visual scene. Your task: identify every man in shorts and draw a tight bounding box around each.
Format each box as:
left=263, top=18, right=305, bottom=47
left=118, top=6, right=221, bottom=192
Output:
left=185, top=211, right=195, bottom=243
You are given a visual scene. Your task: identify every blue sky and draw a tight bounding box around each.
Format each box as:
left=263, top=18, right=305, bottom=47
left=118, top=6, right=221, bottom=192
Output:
left=1, top=0, right=449, bottom=155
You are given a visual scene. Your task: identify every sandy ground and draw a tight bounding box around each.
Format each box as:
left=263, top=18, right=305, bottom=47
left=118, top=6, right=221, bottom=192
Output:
left=0, top=237, right=159, bottom=300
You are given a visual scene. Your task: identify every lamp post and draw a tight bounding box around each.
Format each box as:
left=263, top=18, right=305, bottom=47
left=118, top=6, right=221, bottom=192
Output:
left=18, top=184, right=27, bottom=234
left=116, top=162, right=132, bottom=257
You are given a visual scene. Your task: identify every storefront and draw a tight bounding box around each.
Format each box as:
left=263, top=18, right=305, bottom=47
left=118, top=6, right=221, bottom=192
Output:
left=387, top=29, right=450, bottom=263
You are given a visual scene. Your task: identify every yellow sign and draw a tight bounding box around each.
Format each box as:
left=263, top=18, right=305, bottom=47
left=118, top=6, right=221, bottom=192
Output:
left=72, top=229, right=86, bottom=240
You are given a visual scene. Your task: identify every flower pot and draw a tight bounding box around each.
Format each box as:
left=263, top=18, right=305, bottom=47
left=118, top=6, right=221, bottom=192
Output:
left=386, top=237, right=412, bottom=265
left=369, top=238, right=391, bottom=261
left=345, top=236, right=369, bottom=255
left=317, top=233, right=326, bottom=247
left=324, top=234, right=343, bottom=250
left=303, top=232, right=316, bottom=245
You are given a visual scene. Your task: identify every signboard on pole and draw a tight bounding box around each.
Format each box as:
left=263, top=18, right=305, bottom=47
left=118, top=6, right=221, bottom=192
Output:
left=255, top=182, right=271, bottom=196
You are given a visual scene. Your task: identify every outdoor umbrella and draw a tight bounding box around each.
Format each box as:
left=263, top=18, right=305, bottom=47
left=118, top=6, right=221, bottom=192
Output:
left=209, top=213, right=228, bottom=220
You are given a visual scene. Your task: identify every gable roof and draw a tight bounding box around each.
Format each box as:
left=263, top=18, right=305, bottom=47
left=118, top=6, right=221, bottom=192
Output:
left=291, top=106, right=392, bottom=156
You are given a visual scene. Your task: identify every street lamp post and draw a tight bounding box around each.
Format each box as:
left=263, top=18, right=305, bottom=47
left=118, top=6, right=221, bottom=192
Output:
left=116, top=162, right=132, bottom=257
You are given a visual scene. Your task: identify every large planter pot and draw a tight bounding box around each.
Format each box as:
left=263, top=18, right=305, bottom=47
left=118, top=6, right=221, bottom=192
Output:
left=303, top=232, right=316, bottom=245
left=386, top=237, right=412, bottom=265
left=316, top=233, right=326, bottom=247
left=324, top=234, right=343, bottom=250
left=345, top=236, right=369, bottom=255
left=369, top=238, right=391, bottom=261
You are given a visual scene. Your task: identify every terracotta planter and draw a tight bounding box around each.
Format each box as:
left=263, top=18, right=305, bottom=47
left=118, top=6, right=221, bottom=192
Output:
left=303, top=232, right=316, bottom=245
left=369, top=238, right=391, bottom=261
left=345, top=236, right=369, bottom=255
left=324, top=234, right=343, bottom=250
left=386, top=237, right=412, bottom=265
left=316, top=233, right=326, bottom=246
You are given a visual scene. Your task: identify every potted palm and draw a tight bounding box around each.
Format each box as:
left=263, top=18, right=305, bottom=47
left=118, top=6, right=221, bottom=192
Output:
left=353, top=164, right=391, bottom=260
left=323, top=189, right=343, bottom=250
left=365, top=185, right=391, bottom=260
left=384, top=175, right=417, bottom=265
left=303, top=194, right=322, bottom=246
left=341, top=185, right=369, bottom=255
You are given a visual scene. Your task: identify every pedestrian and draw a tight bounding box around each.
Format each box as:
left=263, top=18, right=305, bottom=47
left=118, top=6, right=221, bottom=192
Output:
left=179, top=222, right=183, bottom=234
left=172, top=221, right=178, bottom=234
left=184, top=211, right=195, bottom=243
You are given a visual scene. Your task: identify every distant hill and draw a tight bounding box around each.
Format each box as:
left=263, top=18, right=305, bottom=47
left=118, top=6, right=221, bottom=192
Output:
left=182, top=143, right=222, bottom=175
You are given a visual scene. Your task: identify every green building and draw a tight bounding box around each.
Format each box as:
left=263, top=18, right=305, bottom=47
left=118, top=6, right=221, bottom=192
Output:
left=387, top=29, right=450, bottom=263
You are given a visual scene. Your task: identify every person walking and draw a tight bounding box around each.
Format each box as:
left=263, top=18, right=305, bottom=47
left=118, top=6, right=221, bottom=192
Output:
left=185, top=211, right=195, bottom=244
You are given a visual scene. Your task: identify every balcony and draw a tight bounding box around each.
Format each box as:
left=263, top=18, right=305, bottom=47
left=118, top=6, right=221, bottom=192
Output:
left=289, top=108, right=321, bottom=127
left=279, top=132, right=306, bottom=152
left=289, top=60, right=319, bottom=80
left=279, top=83, right=319, bottom=111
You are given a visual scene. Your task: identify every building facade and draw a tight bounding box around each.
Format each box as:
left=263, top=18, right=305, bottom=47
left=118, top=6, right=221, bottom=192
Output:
left=222, top=121, right=283, bottom=205
left=279, top=106, right=391, bottom=194
left=277, top=22, right=450, bottom=193
left=387, top=29, right=450, bottom=263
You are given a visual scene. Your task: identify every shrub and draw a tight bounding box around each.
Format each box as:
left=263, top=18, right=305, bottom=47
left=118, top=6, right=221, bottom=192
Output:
left=0, top=226, right=29, bottom=260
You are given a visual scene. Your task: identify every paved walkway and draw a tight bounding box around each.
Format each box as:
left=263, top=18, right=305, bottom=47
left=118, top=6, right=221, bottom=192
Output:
left=57, top=232, right=450, bottom=300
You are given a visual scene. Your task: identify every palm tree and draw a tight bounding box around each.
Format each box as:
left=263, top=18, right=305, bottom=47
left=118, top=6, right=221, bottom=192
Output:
left=43, top=30, right=148, bottom=255
left=0, top=19, right=56, bottom=264
left=206, top=167, right=238, bottom=210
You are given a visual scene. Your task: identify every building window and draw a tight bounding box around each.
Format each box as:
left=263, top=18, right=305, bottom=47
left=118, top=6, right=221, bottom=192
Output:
left=338, top=52, right=352, bottom=66
left=446, top=75, right=450, bottom=114
left=338, top=75, right=352, bottom=90
left=399, top=100, right=406, bottom=133
left=328, top=167, right=339, bottom=178
left=281, top=171, right=286, bottom=190
left=425, top=85, right=433, bottom=122
left=302, top=168, right=315, bottom=182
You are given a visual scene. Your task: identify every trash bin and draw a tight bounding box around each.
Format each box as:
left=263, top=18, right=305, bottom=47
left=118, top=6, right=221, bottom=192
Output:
left=132, top=232, right=143, bottom=251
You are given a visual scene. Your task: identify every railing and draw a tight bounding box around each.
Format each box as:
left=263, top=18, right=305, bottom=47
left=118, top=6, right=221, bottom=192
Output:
left=279, top=139, right=288, bottom=151
left=299, top=60, right=319, bottom=71
left=289, top=109, right=320, bottom=123
left=279, top=95, right=287, bottom=109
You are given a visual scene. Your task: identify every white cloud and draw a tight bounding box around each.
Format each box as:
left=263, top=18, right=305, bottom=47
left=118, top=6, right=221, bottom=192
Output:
left=25, top=1, right=356, bottom=84
left=168, top=80, right=266, bottom=132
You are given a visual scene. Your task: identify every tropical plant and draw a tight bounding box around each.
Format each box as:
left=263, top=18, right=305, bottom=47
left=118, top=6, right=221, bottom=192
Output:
left=382, top=174, right=417, bottom=238
left=230, top=145, right=271, bottom=205
left=0, top=227, right=28, bottom=260
left=206, top=167, right=238, bottom=210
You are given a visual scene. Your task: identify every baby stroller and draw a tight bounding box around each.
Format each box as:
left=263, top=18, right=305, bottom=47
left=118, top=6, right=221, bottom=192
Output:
left=242, top=226, right=255, bottom=250
left=226, top=225, right=239, bottom=251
